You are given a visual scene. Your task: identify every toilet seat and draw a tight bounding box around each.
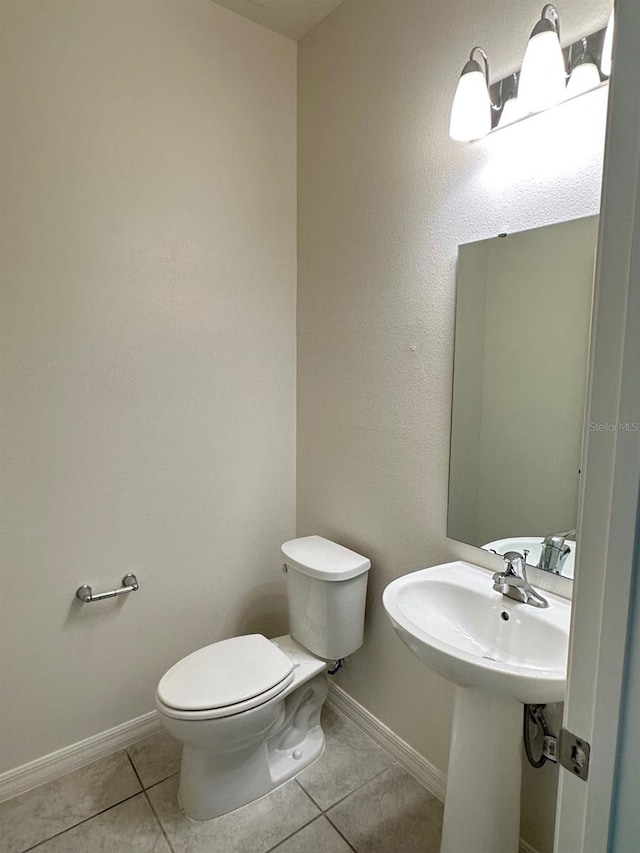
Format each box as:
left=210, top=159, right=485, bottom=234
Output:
left=157, top=634, right=294, bottom=720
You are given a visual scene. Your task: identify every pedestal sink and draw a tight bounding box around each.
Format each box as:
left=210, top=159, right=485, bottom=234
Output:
left=383, top=560, right=571, bottom=853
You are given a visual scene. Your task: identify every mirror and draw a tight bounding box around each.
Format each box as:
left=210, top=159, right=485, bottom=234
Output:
left=448, top=216, right=599, bottom=579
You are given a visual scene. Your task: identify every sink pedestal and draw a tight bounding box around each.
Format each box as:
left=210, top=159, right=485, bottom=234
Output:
left=383, top=561, right=570, bottom=851
left=440, top=687, right=523, bottom=853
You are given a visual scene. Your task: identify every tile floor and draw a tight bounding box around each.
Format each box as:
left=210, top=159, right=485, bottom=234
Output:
left=0, top=707, right=443, bottom=853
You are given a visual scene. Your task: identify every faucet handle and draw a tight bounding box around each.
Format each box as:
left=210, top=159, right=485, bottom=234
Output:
left=492, top=572, right=508, bottom=593
left=503, top=550, right=523, bottom=566
left=502, top=550, right=529, bottom=582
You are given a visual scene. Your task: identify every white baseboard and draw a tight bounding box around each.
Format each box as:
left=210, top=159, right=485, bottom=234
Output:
left=0, top=711, right=162, bottom=804
left=327, top=682, right=447, bottom=801
left=327, top=683, right=540, bottom=853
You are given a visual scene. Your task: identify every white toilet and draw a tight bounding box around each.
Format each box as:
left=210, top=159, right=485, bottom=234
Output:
left=155, top=535, right=371, bottom=820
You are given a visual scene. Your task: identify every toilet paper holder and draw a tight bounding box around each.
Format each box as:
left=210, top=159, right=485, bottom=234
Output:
left=76, top=573, right=139, bottom=603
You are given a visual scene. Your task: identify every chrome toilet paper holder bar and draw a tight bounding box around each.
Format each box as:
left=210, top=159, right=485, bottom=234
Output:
left=76, top=574, right=139, bottom=603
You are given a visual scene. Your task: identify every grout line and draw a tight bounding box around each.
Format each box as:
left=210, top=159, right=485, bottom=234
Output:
left=290, top=762, right=396, bottom=853
left=294, top=778, right=323, bottom=814
left=125, top=741, right=180, bottom=792
left=326, top=687, right=447, bottom=801
left=124, top=753, right=179, bottom=795
left=322, top=817, right=358, bottom=853
left=317, top=763, right=395, bottom=814
left=22, top=791, right=143, bottom=852
left=263, top=813, right=322, bottom=853
left=321, top=768, right=394, bottom=851
left=125, top=753, right=176, bottom=853
left=262, top=780, right=329, bottom=853
left=142, top=789, right=176, bottom=853
left=125, top=751, right=145, bottom=789
left=142, top=772, right=179, bottom=793
left=293, top=778, right=323, bottom=812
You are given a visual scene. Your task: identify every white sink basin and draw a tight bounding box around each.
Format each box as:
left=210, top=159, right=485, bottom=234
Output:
left=483, top=536, right=576, bottom=579
left=383, top=560, right=572, bottom=853
left=383, top=560, right=570, bottom=704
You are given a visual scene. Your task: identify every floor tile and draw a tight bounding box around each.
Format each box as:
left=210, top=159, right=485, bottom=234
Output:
left=296, top=706, right=392, bottom=810
left=30, top=794, right=170, bottom=853
left=128, top=730, right=182, bottom=788
left=148, top=775, right=319, bottom=853
left=0, top=751, right=142, bottom=853
left=271, top=816, right=354, bottom=853
left=327, top=764, right=443, bottom=853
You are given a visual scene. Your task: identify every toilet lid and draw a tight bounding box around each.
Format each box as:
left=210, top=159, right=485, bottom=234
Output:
left=157, top=634, right=294, bottom=712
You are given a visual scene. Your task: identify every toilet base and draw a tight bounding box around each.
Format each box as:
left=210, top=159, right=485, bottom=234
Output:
left=177, top=671, right=328, bottom=820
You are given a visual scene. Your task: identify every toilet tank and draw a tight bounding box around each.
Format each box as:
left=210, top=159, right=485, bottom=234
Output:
left=281, top=536, right=371, bottom=660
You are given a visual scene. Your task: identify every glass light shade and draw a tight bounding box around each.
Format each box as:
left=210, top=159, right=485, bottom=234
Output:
left=449, top=62, right=492, bottom=141
left=601, top=11, right=614, bottom=77
left=518, top=21, right=567, bottom=113
left=566, top=59, right=601, bottom=99
left=498, top=96, right=528, bottom=128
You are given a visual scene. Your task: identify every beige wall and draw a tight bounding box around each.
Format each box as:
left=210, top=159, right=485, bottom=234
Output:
left=0, top=0, right=296, bottom=773
left=297, top=1, right=609, bottom=850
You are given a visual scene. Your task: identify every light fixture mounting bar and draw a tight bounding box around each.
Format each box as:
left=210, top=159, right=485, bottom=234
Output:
left=487, top=24, right=608, bottom=132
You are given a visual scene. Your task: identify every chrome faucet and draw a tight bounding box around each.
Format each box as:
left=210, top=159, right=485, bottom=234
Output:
left=492, top=550, right=549, bottom=609
left=537, top=529, right=576, bottom=574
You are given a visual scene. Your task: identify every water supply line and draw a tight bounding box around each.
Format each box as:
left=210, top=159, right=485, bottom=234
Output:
left=523, top=704, right=558, bottom=768
left=328, top=658, right=345, bottom=676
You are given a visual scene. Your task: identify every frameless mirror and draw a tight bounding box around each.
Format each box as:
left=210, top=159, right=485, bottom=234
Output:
left=448, top=216, right=599, bottom=579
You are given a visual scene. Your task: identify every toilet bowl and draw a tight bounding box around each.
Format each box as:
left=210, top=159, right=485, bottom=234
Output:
left=156, top=536, right=370, bottom=820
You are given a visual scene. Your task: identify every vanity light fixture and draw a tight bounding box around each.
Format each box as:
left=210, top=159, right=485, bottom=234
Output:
left=566, top=39, right=602, bottom=99
left=449, top=47, right=495, bottom=142
left=497, top=74, right=527, bottom=128
left=518, top=4, right=566, bottom=113
left=449, top=4, right=613, bottom=141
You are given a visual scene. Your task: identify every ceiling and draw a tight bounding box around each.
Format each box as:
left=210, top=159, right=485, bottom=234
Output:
left=210, top=0, right=346, bottom=41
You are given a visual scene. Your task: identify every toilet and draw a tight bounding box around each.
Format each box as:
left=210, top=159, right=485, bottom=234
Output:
left=155, top=535, right=371, bottom=820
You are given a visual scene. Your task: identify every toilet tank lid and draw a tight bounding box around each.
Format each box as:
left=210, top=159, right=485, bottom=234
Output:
left=281, top=535, right=371, bottom=581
